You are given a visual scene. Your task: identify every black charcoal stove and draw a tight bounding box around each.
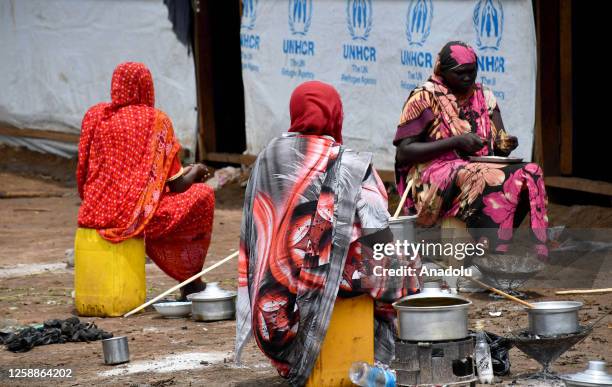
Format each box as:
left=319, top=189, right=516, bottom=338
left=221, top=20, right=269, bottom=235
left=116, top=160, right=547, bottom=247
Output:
left=391, top=337, right=477, bottom=387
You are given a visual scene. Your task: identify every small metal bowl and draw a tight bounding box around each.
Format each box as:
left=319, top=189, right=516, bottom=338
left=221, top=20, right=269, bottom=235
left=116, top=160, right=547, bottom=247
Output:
left=153, top=301, right=192, bottom=318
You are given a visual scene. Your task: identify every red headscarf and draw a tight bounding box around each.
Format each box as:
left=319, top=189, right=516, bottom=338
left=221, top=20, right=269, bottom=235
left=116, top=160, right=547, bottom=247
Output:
left=110, top=62, right=155, bottom=109
left=288, top=81, right=344, bottom=144
left=77, top=62, right=180, bottom=242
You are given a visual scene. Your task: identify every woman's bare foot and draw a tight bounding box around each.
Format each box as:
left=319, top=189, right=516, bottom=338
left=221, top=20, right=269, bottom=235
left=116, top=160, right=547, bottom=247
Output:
left=178, top=279, right=206, bottom=301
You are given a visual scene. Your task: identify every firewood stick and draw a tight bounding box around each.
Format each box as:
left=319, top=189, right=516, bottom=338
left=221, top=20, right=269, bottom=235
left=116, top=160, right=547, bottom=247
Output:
left=556, top=288, right=612, bottom=295
left=468, top=277, right=535, bottom=308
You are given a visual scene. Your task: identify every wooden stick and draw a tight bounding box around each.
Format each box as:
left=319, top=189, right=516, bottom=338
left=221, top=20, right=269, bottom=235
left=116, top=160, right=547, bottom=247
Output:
left=556, top=288, right=612, bottom=295
left=468, top=277, right=535, bottom=309
left=123, top=251, right=239, bottom=318
left=392, top=179, right=413, bottom=219
left=435, top=261, right=535, bottom=308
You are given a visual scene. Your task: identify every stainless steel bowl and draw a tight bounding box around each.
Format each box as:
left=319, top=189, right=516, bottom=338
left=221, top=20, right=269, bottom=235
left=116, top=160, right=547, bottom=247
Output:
left=153, top=301, right=192, bottom=318
left=393, top=289, right=471, bottom=341
left=101, top=336, right=129, bottom=365
left=527, top=301, right=583, bottom=336
left=188, top=282, right=237, bottom=322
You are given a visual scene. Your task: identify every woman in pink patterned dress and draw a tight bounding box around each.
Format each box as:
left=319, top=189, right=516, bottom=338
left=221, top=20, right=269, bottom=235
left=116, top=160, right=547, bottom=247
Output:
left=394, top=41, right=548, bottom=256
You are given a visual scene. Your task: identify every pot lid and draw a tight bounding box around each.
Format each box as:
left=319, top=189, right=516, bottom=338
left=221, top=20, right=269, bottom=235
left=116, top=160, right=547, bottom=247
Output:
left=561, top=361, right=612, bottom=386
left=392, top=284, right=471, bottom=309
left=403, top=285, right=466, bottom=300
left=188, top=282, right=237, bottom=301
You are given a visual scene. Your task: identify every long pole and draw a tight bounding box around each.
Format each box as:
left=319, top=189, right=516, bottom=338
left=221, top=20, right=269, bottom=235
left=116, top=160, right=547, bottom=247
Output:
left=123, top=251, right=239, bottom=318
left=556, top=288, right=612, bottom=295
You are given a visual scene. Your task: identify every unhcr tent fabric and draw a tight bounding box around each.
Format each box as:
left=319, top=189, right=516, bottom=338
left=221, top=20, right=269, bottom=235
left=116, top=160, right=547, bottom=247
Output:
left=240, top=0, right=537, bottom=170
left=0, top=0, right=197, bottom=158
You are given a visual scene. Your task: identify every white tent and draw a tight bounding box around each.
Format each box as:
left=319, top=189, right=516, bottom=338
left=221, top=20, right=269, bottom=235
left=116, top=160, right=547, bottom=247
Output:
left=0, top=0, right=197, bottom=158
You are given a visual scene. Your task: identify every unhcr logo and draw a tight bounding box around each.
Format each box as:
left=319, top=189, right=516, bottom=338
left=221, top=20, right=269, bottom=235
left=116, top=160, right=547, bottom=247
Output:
left=288, top=0, right=312, bottom=36
left=284, top=0, right=315, bottom=55
left=240, top=0, right=260, bottom=50
left=241, top=0, right=258, bottom=30
left=342, top=0, right=376, bottom=63
left=473, top=0, right=504, bottom=50
left=406, top=0, right=433, bottom=47
left=347, top=0, right=372, bottom=41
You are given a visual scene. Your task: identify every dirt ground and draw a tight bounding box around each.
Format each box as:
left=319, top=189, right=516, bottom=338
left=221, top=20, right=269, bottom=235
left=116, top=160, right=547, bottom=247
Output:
left=0, top=145, right=611, bottom=386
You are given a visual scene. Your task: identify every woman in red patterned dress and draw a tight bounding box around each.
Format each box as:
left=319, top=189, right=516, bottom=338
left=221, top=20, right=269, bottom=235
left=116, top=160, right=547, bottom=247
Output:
left=76, top=62, right=215, bottom=298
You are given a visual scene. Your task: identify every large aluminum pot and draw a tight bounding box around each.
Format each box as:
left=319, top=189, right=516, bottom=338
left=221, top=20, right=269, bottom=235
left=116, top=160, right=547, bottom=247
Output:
left=188, top=282, right=237, bottom=322
left=527, top=301, right=583, bottom=336
left=392, top=287, right=471, bottom=341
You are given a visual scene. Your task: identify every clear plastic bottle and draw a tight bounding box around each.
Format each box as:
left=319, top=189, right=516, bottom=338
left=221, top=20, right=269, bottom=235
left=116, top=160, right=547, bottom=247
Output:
left=474, top=320, right=494, bottom=384
left=349, top=361, right=396, bottom=387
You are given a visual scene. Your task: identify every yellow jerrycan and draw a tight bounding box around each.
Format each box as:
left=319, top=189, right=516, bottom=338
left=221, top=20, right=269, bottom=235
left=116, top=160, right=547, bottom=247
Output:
left=74, top=228, right=146, bottom=317
left=306, top=294, right=374, bottom=387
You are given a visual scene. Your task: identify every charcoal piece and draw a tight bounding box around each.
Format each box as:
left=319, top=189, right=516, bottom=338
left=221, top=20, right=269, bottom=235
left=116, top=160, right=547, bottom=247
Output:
left=4, top=317, right=113, bottom=353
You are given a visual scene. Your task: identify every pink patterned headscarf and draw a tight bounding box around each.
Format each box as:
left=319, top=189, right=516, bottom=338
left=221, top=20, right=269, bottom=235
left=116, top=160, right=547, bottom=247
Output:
left=434, top=41, right=478, bottom=74
left=450, top=45, right=477, bottom=67
left=426, top=42, right=491, bottom=152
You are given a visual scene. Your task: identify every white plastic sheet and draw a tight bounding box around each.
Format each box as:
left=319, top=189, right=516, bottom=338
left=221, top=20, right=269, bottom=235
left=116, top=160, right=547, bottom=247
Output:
left=241, top=0, right=536, bottom=170
left=0, top=0, right=197, bottom=157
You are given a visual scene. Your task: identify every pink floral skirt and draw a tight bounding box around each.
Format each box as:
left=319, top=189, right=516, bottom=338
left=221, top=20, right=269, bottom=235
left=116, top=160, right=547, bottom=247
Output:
left=405, top=159, right=548, bottom=256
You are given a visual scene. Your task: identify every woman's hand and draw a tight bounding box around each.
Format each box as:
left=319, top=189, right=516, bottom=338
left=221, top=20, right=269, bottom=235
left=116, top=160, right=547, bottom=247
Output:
left=453, top=133, right=484, bottom=154
left=494, top=135, right=518, bottom=156
left=190, top=163, right=212, bottom=182
left=397, top=131, right=489, bottom=165
left=167, top=163, right=212, bottom=193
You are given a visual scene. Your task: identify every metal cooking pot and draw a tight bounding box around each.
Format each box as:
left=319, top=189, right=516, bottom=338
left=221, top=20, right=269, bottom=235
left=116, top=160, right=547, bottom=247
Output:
left=188, top=282, right=237, bottom=322
left=560, top=360, right=612, bottom=386
left=527, top=301, right=583, bottom=336
left=392, top=286, right=471, bottom=341
left=388, top=215, right=417, bottom=244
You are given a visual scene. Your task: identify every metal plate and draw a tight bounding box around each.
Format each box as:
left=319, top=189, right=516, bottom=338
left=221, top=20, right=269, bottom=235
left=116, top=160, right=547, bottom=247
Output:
left=468, top=155, right=523, bottom=163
